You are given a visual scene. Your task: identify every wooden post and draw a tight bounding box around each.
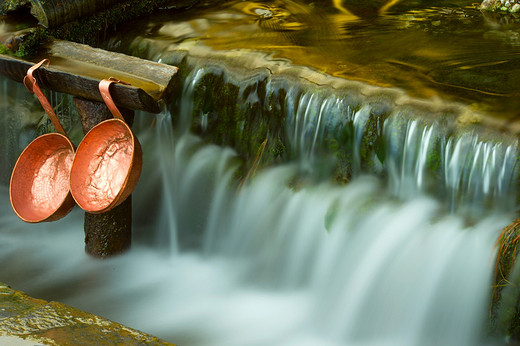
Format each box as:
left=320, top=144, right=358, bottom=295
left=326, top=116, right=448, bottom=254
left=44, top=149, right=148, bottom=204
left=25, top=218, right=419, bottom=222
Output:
left=74, top=97, right=135, bottom=258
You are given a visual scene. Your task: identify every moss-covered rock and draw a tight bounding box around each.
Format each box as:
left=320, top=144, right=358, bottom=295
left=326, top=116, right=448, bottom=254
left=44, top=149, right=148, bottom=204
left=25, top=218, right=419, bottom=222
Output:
left=187, top=70, right=288, bottom=181
left=0, top=283, right=174, bottom=345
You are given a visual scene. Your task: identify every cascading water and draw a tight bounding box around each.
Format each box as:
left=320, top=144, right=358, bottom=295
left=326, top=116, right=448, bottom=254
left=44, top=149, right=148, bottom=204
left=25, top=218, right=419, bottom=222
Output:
left=1, top=66, right=519, bottom=345
left=383, top=114, right=519, bottom=216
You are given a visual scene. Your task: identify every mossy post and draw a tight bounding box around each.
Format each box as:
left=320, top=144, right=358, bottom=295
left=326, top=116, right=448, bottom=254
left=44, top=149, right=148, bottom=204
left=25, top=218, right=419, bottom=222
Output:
left=74, top=97, right=134, bottom=258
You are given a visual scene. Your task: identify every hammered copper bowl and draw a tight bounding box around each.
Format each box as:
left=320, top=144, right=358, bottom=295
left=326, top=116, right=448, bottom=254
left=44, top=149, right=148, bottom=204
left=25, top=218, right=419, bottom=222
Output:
left=69, top=79, right=142, bottom=214
left=9, top=59, right=76, bottom=223
left=10, top=134, right=76, bottom=222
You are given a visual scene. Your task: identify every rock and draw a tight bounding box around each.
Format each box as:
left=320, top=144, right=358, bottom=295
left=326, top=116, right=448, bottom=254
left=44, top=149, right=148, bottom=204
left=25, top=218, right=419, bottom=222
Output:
left=481, top=0, right=520, bottom=12
left=0, top=283, right=174, bottom=345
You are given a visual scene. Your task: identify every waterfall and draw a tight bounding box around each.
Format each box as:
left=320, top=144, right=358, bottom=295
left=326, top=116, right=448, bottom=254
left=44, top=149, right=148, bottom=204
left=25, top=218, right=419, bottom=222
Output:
left=383, top=114, right=518, bottom=216
left=174, top=65, right=519, bottom=216
left=0, top=129, right=509, bottom=345
left=198, top=170, right=501, bottom=345
left=0, top=67, right=517, bottom=345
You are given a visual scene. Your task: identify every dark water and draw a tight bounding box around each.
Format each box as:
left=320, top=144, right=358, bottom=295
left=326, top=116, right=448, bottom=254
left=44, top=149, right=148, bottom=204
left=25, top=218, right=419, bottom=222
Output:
left=103, top=0, right=520, bottom=120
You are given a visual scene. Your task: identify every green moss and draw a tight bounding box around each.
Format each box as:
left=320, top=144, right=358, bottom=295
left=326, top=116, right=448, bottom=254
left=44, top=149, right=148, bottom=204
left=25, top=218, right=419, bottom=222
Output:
left=0, top=0, right=29, bottom=14
left=187, top=70, right=291, bottom=183
left=359, top=111, right=386, bottom=173
left=269, top=137, right=286, bottom=159
left=0, top=44, right=11, bottom=54
left=425, top=139, right=442, bottom=173
left=328, top=121, right=353, bottom=184
left=15, top=27, right=48, bottom=57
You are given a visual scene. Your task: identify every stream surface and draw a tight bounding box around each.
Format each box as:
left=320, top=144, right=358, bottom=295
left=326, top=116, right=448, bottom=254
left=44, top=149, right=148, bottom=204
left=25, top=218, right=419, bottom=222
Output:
left=1, top=1, right=520, bottom=345
left=103, top=0, right=520, bottom=120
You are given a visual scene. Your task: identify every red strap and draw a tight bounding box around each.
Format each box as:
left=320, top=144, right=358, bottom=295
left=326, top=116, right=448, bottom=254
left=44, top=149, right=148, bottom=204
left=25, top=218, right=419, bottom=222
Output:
left=99, top=78, right=128, bottom=122
left=25, top=59, right=68, bottom=137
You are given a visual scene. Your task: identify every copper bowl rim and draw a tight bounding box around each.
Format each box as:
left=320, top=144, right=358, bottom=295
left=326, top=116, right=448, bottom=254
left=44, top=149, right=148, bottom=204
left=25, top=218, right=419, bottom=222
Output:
left=9, top=132, right=75, bottom=223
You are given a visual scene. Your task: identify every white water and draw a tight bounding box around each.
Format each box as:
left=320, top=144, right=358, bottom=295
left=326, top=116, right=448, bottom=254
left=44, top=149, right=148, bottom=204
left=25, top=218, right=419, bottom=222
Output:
left=281, top=81, right=519, bottom=217
left=0, top=112, right=512, bottom=346
left=0, top=74, right=517, bottom=344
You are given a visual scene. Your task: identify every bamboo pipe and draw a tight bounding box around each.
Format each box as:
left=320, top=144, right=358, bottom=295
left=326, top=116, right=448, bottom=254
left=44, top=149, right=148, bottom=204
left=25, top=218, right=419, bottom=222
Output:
left=29, top=0, right=121, bottom=28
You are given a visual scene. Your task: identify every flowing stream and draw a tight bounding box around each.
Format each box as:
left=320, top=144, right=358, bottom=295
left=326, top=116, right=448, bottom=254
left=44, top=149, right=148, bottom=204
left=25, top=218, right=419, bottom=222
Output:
left=2, top=1, right=520, bottom=344
left=0, top=69, right=518, bottom=345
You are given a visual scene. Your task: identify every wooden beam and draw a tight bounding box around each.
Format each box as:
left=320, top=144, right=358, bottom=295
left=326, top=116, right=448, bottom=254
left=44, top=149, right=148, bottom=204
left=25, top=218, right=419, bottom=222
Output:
left=0, top=40, right=178, bottom=113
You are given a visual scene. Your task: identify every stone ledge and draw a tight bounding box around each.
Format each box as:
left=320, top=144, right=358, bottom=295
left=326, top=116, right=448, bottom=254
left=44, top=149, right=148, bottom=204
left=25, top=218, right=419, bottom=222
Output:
left=0, top=283, right=174, bottom=345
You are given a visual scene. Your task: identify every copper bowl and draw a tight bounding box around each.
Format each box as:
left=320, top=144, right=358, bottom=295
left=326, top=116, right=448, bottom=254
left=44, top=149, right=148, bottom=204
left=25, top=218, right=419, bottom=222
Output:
left=9, top=59, right=76, bottom=222
left=10, top=134, right=75, bottom=222
left=70, top=79, right=142, bottom=214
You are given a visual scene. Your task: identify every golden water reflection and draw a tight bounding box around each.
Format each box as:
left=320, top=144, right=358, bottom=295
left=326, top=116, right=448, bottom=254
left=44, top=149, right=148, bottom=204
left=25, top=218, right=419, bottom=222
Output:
left=109, top=0, right=520, bottom=119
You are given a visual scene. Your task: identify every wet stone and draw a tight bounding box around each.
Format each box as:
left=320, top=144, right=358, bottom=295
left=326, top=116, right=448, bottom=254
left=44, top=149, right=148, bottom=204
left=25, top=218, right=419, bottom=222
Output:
left=481, top=0, right=520, bottom=12
left=0, top=283, right=174, bottom=345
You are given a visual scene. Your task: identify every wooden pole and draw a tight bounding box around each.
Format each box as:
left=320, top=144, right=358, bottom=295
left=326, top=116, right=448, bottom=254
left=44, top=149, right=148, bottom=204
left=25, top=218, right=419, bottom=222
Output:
left=74, top=97, right=135, bottom=258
